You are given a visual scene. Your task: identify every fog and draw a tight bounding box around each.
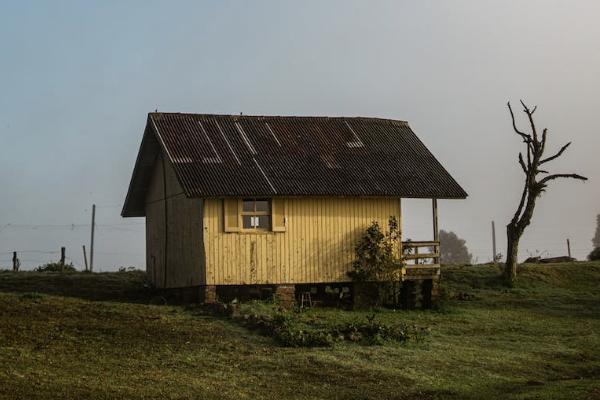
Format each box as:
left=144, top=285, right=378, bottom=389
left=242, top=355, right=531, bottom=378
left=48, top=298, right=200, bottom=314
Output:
left=1, top=0, right=598, bottom=270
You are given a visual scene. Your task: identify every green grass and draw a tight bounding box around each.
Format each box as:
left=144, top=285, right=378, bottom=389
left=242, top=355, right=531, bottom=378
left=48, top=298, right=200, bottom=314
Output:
left=0, top=263, right=599, bottom=399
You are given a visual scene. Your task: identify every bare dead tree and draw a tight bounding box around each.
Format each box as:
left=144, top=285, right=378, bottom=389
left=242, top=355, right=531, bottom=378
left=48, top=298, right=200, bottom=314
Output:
left=504, top=101, right=587, bottom=285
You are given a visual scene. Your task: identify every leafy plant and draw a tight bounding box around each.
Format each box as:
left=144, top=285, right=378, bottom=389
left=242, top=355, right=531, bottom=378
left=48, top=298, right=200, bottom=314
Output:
left=234, top=303, right=427, bottom=348
left=118, top=266, right=140, bottom=272
left=35, top=262, right=76, bottom=272
left=273, top=312, right=424, bottom=347
left=19, top=292, right=45, bottom=302
left=347, top=216, right=404, bottom=282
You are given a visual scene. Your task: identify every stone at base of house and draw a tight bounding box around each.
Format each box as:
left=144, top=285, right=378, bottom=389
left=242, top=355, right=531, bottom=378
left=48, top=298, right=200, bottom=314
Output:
left=201, top=285, right=217, bottom=304
left=274, top=285, right=296, bottom=308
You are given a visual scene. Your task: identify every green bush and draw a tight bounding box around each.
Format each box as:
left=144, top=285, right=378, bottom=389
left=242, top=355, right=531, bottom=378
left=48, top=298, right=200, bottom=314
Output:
left=334, top=314, right=427, bottom=345
left=19, top=292, right=45, bottom=302
left=348, top=216, right=404, bottom=282
left=589, top=247, right=600, bottom=261
left=118, top=266, right=141, bottom=272
left=239, top=306, right=427, bottom=347
left=35, top=262, right=76, bottom=272
left=260, top=310, right=336, bottom=347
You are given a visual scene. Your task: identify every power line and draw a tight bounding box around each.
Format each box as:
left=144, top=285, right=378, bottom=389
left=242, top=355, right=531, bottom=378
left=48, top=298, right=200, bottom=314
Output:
left=0, top=222, right=144, bottom=230
left=0, top=250, right=59, bottom=255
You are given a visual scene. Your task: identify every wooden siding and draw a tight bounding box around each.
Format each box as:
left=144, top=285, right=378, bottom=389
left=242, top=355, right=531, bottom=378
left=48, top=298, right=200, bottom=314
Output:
left=203, top=197, right=401, bottom=285
left=145, top=154, right=205, bottom=288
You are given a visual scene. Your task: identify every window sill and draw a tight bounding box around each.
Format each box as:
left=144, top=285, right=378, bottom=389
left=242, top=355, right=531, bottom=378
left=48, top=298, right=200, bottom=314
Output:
left=238, top=229, right=277, bottom=235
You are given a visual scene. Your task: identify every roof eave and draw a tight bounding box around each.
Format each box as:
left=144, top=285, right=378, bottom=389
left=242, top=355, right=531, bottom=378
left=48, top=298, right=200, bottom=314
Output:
left=121, top=117, right=160, bottom=217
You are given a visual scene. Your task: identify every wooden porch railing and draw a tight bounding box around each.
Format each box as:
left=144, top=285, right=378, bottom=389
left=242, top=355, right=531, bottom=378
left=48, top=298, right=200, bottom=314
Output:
left=402, top=241, right=440, bottom=266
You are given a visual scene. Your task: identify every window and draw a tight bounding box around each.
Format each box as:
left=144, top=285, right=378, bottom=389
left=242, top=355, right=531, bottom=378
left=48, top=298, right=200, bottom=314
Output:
left=223, top=198, right=285, bottom=233
left=241, top=199, right=271, bottom=230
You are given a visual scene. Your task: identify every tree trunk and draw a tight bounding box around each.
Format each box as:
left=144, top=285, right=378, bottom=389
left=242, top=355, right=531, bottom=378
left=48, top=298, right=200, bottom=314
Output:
left=502, top=100, right=587, bottom=285
left=504, top=225, right=519, bottom=285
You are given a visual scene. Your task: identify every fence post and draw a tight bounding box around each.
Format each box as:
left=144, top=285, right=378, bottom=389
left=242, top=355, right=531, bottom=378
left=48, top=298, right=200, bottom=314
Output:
left=12, top=251, right=19, bottom=272
left=82, top=245, right=88, bottom=271
left=414, top=246, right=419, bottom=265
left=90, top=204, right=96, bottom=272
left=60, top=246, right=66, bottom=272
left=492, top=221, right=497, bottom=263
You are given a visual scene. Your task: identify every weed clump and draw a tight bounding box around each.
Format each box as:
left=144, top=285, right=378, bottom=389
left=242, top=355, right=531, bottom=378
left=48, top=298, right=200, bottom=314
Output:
left=35, top=262, right=76, bottom=272
left=236, top=305, right=428, bottom=348
left=19, top=292, right=45, bottom=302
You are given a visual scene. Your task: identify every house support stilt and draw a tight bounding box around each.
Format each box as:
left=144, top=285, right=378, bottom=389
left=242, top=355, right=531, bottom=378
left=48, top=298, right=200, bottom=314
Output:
left=201, top=285, right=218, bottom=304
left=274, top=285, right=296, bottom=308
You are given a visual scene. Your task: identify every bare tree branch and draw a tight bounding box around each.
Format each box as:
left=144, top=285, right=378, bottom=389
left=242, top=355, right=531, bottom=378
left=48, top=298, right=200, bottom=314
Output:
left=539, top=173, right=588, bottom=185
left=540, top=128, right=548, bottom=154
left=508, top=102, right=531, bottom=142
left=540, top=142, right=571, bottom=165
left=518, top=152, right=528, bottom=173
left=511, top=178, right=529, bottom=226
left=520, top=100, right=539, bottom=146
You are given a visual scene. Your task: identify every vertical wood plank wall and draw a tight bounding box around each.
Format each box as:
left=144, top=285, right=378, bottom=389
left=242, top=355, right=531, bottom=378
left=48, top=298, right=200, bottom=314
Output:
left=203, top=197, right=401, bottom=285
left=145, top=155, right=206, bottom=288
left=145, top=158, right=164, bottom=287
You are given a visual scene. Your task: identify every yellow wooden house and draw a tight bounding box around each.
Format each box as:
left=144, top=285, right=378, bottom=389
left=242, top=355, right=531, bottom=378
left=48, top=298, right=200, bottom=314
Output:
left=122, top=113, right=466, bottom=305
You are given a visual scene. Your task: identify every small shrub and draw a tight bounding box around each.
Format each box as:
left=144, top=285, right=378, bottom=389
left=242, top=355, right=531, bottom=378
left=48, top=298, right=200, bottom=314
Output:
left=35, top=262, right=76, bottom=272
left=275, top=326, right=336, bottom=347
left=588, top=247, right=600, bottom=261
left=238, top=305, right=428, bottom=347
left=267, top=310, right=334, bottom=347
left=348, top=217, right=404, bottom=282
left=19, top=292, right=45, bottom=302
left=118, top=266, right=140, bottom=272
left=335, top=314, right=428, bottom=345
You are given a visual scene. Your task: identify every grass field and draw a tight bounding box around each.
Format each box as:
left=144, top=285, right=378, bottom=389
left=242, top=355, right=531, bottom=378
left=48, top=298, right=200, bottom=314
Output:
left=0, top=263, right=598, bottom=399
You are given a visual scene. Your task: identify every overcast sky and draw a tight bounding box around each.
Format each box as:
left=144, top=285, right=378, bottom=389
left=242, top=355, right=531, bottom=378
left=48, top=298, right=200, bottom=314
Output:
left=1, top=0, right=598, bottom=270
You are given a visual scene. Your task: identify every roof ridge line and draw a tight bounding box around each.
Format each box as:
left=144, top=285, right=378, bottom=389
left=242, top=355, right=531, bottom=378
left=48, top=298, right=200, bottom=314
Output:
left=149, top=112, right=408, bottom=125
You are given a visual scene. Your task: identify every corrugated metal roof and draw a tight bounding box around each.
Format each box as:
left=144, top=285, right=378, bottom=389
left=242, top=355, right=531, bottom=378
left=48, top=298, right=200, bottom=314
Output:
left=122, top=113, right=467, bottom=217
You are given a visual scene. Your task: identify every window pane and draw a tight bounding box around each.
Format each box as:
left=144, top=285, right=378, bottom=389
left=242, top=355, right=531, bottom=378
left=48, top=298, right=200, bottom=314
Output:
left=257, top=215, right=271, bottom=230
left=242, top=215, right=253, bottom=229
left=242, top=199, right=254, bottom=212
left=255, top=199, right=270, bottom=212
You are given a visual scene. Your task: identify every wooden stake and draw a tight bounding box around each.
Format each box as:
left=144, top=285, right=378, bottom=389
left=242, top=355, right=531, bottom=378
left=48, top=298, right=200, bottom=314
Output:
left=82, top=245, right=88, bottom=271
left=432, top=199, right=439, bottom=241
left=432, top=199, right=439, bottom=264
left=12, top=251, right=19, bottom=272
left=90, top=204, right=96, bottom=272
left=492, top=221, right=497, bottom=263
left=60, top=246, right=66, bottom=272
left=567, top=238, right=571, bottom=258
